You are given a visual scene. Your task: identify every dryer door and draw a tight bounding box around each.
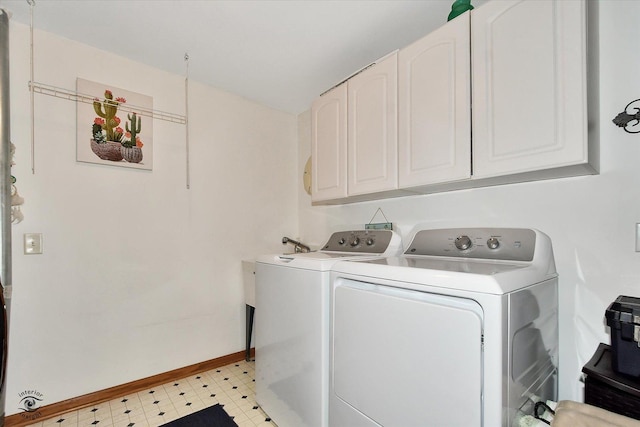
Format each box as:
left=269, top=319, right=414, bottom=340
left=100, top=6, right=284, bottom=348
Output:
left=331, top=278, right=483, bottom=427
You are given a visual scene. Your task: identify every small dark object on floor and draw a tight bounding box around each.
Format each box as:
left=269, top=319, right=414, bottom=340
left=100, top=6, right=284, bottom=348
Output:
left=583, top=343, right=640, bottom=420
left=159, top=404, right=238, bottom=427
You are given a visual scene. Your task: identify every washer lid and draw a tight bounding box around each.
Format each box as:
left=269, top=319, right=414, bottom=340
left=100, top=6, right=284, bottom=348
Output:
left=331, top=228, right=556, bottom=294
left=331, top=257, right=549, bottom=294
left=379, top=256, right=527, bottom=275
left=257, top=252, right=396, bottom=271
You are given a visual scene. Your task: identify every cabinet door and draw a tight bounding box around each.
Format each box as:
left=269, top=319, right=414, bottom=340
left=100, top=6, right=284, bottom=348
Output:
left=472, top=0, right=587, bottom=178
left=311, top=84, right=348, bottom=202
left=347, top=53, right=398, bottom=196
left=398, top=12, right=471, bottom=188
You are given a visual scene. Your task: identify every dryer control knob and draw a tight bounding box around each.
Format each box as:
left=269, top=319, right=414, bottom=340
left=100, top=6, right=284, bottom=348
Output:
left=366, top=238, right=375, bottom=246
left=349, top=236, right=360, bottom=247
left=487, top=237, right=500, bottom=249
left=454, top=235, right=472, bottom=251
left=338, top=238, right=346, bottom=245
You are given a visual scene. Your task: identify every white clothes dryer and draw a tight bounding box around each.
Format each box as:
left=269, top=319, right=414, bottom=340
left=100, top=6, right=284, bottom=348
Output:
left=329, top=228, right=558, bottom=427
left=255, top=230, right=403, bottom=427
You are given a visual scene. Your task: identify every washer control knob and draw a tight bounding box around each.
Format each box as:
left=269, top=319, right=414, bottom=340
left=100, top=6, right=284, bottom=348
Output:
left=454, top=235, right=472, bottom=251
left=349, top=236, right=360, bottom=247
left=487, top=237, right=500, bottom=250
left=366, top=238, right=375, bottom=246
left=338, top=238, right=346, bottom=245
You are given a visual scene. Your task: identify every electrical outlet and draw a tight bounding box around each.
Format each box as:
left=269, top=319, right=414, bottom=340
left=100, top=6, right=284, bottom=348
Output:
left=24, top=233, right=43, bottom=255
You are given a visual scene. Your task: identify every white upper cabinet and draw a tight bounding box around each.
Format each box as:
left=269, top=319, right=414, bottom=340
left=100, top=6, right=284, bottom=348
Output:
left=471, top=0, right=591, bottom=178
left=398, top=12, right=471, bottom=188
left=311, top=53, right=398, bottom=202
left=348, top=52, right=398, bottom=196
left=311, top=84, right=347, bottom=202
left=309, top=0, right=596, bottom=204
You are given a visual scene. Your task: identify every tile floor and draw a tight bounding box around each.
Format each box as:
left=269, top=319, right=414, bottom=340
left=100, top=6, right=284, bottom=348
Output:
left=26, top=359, right=277, bottom=427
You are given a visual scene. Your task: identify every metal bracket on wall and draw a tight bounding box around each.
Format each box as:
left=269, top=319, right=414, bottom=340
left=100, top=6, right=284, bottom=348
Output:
left=612, top=98, right=640, bottom=134
left=28, top=82, right=187, bottom=124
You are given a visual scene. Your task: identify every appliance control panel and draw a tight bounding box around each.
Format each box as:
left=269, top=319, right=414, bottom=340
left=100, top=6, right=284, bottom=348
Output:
left=405, top=228, right=536, bottom=261
left=322, top=230, right=396, bottom=254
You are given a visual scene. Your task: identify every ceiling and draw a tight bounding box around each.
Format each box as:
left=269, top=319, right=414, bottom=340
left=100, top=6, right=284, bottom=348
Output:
left=0, top=0, right=485, bottom=114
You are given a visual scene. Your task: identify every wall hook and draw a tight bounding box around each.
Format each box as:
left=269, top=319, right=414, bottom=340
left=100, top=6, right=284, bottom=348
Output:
left=612, top=98, right=640, bottom=134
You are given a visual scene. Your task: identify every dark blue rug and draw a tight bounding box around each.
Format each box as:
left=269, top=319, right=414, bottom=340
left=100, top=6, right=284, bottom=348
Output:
left=159, top=404, right=238, bottom=427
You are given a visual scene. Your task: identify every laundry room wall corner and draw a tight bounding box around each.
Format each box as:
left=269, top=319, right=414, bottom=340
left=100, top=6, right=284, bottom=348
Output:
left=297, top=0, right=640, bottom=403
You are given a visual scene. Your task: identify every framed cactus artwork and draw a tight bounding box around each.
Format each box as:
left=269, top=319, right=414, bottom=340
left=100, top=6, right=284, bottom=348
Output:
left=76, top=78, right=153, bottom=170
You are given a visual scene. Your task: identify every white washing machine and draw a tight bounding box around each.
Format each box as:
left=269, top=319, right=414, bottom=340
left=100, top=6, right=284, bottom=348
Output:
left=255, top=230, right=403, bottom=427
left=329, top=228, right=558, bottom=427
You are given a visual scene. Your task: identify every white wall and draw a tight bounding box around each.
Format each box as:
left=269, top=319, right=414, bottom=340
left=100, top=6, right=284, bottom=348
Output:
left=298, top=0, right=640, bottom=402
left=6, top=23, right=298, bottom=414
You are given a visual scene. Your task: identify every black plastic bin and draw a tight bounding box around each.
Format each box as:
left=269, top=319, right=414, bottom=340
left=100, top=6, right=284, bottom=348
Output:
left=605, top=295, right=640, bottom=377
left=583, top=343, right=640, bottom=420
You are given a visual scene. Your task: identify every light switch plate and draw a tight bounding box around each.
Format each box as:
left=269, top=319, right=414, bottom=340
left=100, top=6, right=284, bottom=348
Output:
left=24, top=233, right=43, bottom=255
